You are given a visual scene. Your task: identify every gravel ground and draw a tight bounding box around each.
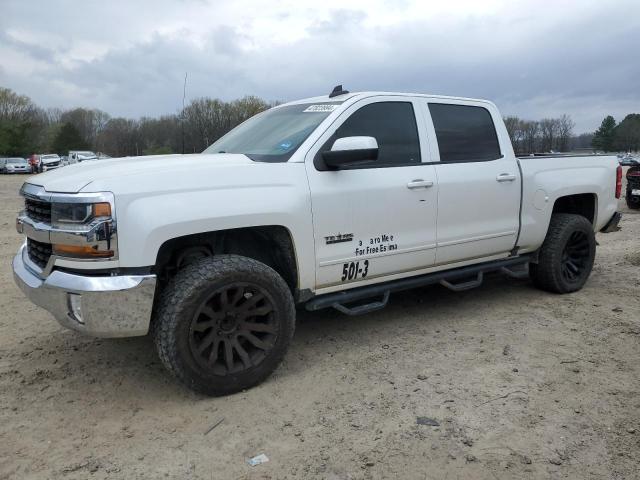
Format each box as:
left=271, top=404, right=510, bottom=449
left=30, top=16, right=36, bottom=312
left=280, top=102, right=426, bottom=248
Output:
left=0, top=172, right=638, bottom=480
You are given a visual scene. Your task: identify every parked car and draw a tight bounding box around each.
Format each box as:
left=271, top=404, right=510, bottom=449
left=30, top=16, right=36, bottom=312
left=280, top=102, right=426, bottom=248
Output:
left=626, top=166, right=640, bottom=209
left=2, top=158, right=31, bottom=174
left=68, top=151, right=98, bottom=164
left=13, top=88, right=622, bottom=396
left=0, top=158, right=6, bottom=173
left=38, top=154, right=62, bottom=172
left=619, top=154, right=639, bottom=167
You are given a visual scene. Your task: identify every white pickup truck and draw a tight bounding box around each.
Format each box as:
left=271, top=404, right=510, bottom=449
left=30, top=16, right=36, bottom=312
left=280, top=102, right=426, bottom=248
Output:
left=13, top=87, right=622, bottom=395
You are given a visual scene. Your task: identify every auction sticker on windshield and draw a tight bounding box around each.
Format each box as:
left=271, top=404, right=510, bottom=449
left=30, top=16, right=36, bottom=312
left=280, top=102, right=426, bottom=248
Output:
left=303, top=104, right=339, bottom=113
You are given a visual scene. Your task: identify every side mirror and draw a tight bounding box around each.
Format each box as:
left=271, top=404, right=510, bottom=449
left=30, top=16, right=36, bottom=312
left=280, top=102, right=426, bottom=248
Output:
left=322, top=136, right=378, bottom=169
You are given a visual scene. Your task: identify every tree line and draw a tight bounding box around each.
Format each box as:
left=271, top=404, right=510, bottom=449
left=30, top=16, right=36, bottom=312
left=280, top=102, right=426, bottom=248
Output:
left=591, top=114, right=640, bottom=152
left=0, top=86, right=272, bottom=158
left=2, top=85, right=638, bottom=158
left=503, top=114, right=578, bottom=155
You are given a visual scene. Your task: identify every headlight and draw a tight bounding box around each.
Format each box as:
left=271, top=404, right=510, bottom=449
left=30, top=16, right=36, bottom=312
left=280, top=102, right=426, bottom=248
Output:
left=50, top=201, right=115, bottom=259
left=52, top=202, right=111, bottom=227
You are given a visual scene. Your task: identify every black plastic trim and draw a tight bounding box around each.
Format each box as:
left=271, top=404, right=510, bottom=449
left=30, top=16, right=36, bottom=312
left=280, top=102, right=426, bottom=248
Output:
left=600, top=212, right=622, bottom=233
left=517, top=154, right=606, bottom=159
left=305, top=255, right=532, bottom=312
left=55, top=265, right=155, bottom=277
left=322, top=148, right=378, bottom=169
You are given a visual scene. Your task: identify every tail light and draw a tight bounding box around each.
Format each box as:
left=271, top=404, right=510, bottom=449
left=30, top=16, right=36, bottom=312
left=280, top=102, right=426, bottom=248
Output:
left=627, top=168, right=640, bottom=178
left=615, top=165, right=622, bottom=199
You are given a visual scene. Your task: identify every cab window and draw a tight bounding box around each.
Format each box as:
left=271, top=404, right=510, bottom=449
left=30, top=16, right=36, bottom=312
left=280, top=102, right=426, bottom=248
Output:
left=429, top=103, right=501, bottom=162
left=318, top=102, right=421, bottom=169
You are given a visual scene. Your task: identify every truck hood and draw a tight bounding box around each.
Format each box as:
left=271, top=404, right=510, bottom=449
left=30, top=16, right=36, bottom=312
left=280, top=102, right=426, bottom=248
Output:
left=26, top=153, right=255, bottom=193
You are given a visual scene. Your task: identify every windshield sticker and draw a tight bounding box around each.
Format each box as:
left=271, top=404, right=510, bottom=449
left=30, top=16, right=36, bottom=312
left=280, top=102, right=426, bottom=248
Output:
left=303, top=104, right=339, bottom=113
left=279, top=141, right=292, bottom=150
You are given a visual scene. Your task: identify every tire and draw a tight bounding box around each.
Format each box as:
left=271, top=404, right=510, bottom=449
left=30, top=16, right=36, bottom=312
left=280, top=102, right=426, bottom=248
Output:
left=153, top=255, right=296, bottom=396
left=530, top=213, right=596, bottom=294
left=626, top=195, right=640, bottom=209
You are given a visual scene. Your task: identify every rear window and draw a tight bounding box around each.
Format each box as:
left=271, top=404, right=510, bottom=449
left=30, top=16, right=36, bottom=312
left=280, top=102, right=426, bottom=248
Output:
left=429, top=103, right=501, bottom=162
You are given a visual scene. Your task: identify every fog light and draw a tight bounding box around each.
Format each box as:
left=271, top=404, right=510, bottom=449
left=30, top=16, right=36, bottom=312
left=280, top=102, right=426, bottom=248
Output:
left=67, top=293, right=84, bottom=324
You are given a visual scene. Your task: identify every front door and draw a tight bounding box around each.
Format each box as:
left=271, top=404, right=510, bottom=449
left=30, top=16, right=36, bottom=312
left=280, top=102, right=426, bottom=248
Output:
left=305, top=98, right=439, bottom=290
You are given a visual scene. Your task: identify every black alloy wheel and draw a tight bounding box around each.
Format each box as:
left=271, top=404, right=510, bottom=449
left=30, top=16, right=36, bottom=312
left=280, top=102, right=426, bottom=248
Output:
left=189, top=282, right=278, bottom=376
left=153, top=255, right=296, bottom=396
left=560, top=230, right=591, bottom=283
left=530, top=213, right=596, bottom=293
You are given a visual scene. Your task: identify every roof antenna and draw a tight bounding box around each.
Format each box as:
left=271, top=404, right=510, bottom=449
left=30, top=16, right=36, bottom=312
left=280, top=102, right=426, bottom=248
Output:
left=329, top=84, right=349, bottom=98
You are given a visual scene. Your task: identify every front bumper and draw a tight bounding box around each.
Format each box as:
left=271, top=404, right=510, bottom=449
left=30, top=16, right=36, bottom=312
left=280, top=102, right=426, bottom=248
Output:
left=13, top=244, right=156, bottom=337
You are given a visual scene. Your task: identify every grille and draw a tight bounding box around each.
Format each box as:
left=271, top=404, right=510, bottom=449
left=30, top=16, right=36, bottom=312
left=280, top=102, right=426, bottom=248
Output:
left=25, top=198, right=52, bottom=224
left=27, top=238, right=52, bottom=269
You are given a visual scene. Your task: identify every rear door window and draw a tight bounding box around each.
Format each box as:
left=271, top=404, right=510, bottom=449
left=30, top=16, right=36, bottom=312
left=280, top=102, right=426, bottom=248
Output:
left=428, top=103, right=501, bottom=162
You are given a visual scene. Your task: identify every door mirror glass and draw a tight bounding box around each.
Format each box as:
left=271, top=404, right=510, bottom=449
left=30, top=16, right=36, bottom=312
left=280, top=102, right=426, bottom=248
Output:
left=322, top=136, right=378, bottom=169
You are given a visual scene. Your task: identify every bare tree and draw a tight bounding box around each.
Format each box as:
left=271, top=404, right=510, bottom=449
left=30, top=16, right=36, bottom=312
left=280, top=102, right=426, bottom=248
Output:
left=503, top=116, right=520, bottom=149
left=539, top=118, right=560, bottom=152
left=0, top=87, right=37, bottom=121
left=521, top=120, right=540, bottom=155
left=556, top=114, right=575, bottom=152
left=61, top=108, right=111, bottom=150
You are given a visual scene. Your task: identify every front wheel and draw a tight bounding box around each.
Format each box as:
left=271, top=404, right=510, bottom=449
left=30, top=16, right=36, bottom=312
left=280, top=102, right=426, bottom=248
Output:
left=153, top=255, right=296, bottom=396
left=530, top=213, right=596, bottom=293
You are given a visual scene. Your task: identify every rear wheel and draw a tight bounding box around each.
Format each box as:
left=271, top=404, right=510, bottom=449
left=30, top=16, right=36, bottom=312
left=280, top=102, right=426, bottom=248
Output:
left=153, top=255, right=295, bottom=396
left=530, top=213, right=596, bottom=293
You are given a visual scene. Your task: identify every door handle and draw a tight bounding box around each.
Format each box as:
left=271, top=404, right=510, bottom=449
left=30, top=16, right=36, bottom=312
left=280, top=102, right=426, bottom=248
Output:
left=496, top=173, right=517, bottom=182
left=407, top=179, right=434, bottom=189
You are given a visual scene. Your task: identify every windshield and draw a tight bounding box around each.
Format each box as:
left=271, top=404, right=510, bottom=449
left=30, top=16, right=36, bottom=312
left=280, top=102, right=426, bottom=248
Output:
left=41, top=155, right=58, bottom=160
left=203, top=103, right=342, bottom=162
left=7, top=158, right=27, bottom=164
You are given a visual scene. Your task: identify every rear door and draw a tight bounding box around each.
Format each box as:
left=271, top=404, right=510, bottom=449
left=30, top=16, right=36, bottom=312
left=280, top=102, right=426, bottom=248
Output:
left=422, top=101, right=521, bottom=264
left=305, top=97, right=439, bottom=290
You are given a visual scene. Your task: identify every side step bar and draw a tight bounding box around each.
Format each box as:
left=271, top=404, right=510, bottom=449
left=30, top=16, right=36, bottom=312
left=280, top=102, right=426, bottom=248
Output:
left=305, top=255, right=531, bottom=315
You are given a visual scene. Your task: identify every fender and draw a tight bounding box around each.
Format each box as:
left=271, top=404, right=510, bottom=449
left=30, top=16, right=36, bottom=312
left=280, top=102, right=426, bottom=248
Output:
left=517, top=158, right=618, bottom=252
left=87, top=161, right=317, bottom=291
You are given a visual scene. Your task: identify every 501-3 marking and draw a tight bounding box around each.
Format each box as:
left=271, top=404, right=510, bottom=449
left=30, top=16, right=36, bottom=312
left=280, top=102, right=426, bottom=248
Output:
left=341, top=260, right=369, bottom=281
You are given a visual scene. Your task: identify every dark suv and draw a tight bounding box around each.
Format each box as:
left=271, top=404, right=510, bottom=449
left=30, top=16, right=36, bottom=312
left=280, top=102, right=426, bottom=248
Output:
left=627, top=166, right=640, bottom=209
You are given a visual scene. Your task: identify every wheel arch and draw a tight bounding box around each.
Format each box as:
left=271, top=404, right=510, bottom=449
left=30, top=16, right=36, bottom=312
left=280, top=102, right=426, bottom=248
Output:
left=154, top=225, right=300, bottom=295
left=551, top=193, right=598, bottom=225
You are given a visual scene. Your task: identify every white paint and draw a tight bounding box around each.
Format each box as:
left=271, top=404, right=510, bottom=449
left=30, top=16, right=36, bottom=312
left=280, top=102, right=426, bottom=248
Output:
left=25, top=91, right=620, bottom=296
left=331, top=136, right=377, bottom=151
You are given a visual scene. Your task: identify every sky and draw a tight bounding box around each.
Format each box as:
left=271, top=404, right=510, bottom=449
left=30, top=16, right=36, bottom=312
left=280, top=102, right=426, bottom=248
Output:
left=1, top=0, right=639, bottom=133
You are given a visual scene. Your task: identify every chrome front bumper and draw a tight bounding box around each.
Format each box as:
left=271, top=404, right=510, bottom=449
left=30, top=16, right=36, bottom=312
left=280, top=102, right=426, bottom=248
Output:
left=13, top=244, right=156, bottom=337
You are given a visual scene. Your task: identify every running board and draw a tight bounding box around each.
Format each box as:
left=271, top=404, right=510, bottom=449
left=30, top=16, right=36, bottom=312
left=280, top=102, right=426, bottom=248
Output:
left=500, top=263, right=529, bottom=279
left=331, top=291, right=390, bottom=316
left=305, top=255, right=531, bottom=314
left=439, top=273, right=483, bottom=292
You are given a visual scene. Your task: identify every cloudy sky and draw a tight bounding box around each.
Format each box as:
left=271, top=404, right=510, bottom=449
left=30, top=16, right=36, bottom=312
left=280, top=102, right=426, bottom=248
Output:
left=1, top=0, right=639, bottom=133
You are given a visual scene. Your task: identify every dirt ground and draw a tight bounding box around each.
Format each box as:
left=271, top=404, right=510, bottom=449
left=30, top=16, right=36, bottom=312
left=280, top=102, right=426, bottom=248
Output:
left=0, top=172, right=638, bottom=480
